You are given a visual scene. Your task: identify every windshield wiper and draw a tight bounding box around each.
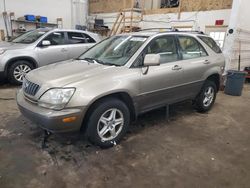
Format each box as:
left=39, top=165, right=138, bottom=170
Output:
left=79, top=57, right=95, bottom=63
left=91, top=58, right=120, bottom=66
left=80, top=57, right=104, bottom=64
left=80, top=58, right=120, bottom=66
left=102, top=62, right=121, bottom=67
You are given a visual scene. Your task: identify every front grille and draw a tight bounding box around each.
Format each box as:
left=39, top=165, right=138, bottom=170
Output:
left=23, top=78, right=40, bottom=96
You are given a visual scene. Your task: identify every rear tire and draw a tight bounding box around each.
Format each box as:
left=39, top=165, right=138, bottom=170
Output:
left=86, top=98, right=130, bottom=148
left=194, top=80, right=217, bottom=113
left=8, top=60, right=34, bottom=85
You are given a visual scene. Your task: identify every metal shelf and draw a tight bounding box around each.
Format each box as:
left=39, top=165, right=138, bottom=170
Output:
left=11, top=19, right=58, bottom=27
left=10, top=19, right=58, bottom=37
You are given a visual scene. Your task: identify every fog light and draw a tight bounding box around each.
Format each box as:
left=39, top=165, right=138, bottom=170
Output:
left=63, top=117, right=77, bottom=123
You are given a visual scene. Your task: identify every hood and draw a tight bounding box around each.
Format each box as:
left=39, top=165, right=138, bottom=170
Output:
left=0, top=41, right=30, bottom=50
left=26, top=59, right=123, bottom=87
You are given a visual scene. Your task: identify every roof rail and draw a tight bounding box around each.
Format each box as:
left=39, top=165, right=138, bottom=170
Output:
left=137, top=28, right=179, bottom=32
left=177, top=30, right=205, bottom=35
left=136, top=28, right=206, bottom=35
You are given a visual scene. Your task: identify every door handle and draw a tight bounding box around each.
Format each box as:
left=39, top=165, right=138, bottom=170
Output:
left=204, top=60, right=211, bottom=64
left=172, top=65, right=182, bottom=71
left=61, top=48, right=67, bottom=52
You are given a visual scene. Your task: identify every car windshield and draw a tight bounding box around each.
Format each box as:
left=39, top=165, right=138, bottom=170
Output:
left=78, top=35, right=148, bottom=66
left=11, top=30, right=49, bottom=44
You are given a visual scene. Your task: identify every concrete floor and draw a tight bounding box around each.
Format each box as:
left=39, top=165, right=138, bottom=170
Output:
left=0, top=83, right=250, bottom=188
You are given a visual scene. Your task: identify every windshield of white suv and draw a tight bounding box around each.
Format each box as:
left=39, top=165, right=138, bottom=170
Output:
left=78, top=35, right=148, bottom=66
left=11, top=30, right=49, bottom=44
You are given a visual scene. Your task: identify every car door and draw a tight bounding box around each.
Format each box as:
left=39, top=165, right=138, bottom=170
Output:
left=137, top=35, right=185, bottom=112
left=66, top=32, right=96, bottom=59
left=176, top=35, right=210, bottom=98
left=36, top=31, right=69, bottom=66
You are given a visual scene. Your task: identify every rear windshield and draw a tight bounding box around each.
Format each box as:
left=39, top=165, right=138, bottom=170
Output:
left=198, top=36, right=222, bottom=53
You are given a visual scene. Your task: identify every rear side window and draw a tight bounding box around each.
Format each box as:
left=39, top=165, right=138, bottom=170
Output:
left=67, top=32, right=96, bottom=44
left=178, top=36, right=208, bottom=60
left=198, top=36, right=222, bottom=53
left=67, top=32, right=86, bottom=44
left=83, top=33, right=96, bottom=43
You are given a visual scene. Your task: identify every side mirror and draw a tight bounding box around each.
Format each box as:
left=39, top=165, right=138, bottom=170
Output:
left=144, top=54, right=160, bottom=66
left=41, top=40, right=51, bottom=46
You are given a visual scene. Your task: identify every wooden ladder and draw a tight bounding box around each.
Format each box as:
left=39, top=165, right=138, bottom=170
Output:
left=109, top=0, right=144, bottom=36
left=122, top=7, right=143, bottom=33
left=109, top=12, right=125, bottom=36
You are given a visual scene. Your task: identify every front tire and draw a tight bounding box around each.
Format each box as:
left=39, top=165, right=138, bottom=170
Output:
left=86, top=98, right=130, bottom=148
left=194, top=80, right=217, bottom=113
left=8, top=60, right=34, bottom=85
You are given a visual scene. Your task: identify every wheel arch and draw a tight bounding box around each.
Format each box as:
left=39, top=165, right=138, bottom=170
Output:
left=81, top=92, right=137, bottom=132
left=5, top=56, right=38, bottom=74
left=206, top=73, right=220, bottom=92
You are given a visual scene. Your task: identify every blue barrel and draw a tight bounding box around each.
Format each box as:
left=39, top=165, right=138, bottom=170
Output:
left=224, top=70, right=247, bottom=96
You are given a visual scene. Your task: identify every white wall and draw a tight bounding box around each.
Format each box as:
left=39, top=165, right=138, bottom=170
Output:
left=0, top=0, right=72, bottom=29
left=223, top=0, right=250, bottom=71
left=72, top=0, right=89, bottom=27
left=0, top=0, right=89, bottom=39
left=231, top=0, right=250, bottom=30
left=141, top=9, right=231, bottom=31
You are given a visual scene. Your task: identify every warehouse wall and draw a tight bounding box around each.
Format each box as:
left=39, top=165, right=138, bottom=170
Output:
left=0, top=0, right=72, bottom=29
left=90, top=9, right=231, bottom=32
left=89, top=0, right=132, bottom=14
left=89, top=0, right=233, bottom=14
left=141, top=9, right=231, bottom=31
left=143, top=0, right=232, bottom=14
left=0, top=0, right=89, bottom=39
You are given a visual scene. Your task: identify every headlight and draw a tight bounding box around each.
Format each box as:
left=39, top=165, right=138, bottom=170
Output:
left=0, top=49, right=6, bottom=55
left=38, top=88, right=75, bottom=110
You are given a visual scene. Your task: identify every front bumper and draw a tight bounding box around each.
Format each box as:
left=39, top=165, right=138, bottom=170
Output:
left=17, top=90, right=86, bottom=133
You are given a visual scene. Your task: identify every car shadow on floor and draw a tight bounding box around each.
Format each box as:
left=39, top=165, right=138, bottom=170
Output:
left=5, top=100, right=202, bottom=166
left=0, top=81, right=18, bottom=89
left=0, top=79, right=8, bottom=86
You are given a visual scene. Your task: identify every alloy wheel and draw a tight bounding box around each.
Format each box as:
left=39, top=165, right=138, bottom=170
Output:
left=13, top=64, right=31, bottom=82
left=203, top=86, right=215, bottom=107
left=97, top=108, right=124, bottom=142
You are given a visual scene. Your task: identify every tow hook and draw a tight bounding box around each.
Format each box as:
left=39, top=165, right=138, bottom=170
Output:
left=41, top=130, right=52, bottom=149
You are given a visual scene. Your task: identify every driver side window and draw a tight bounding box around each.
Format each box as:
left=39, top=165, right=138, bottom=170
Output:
left=146, top=35, right=178, bottom=64
left=133, top=35, right=179, bottom=67
left=43, top=32, right=65, bottom=46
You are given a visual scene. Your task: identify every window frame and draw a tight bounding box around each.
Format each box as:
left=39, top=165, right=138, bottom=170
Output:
left=176, top=35, right=208, bottom=60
